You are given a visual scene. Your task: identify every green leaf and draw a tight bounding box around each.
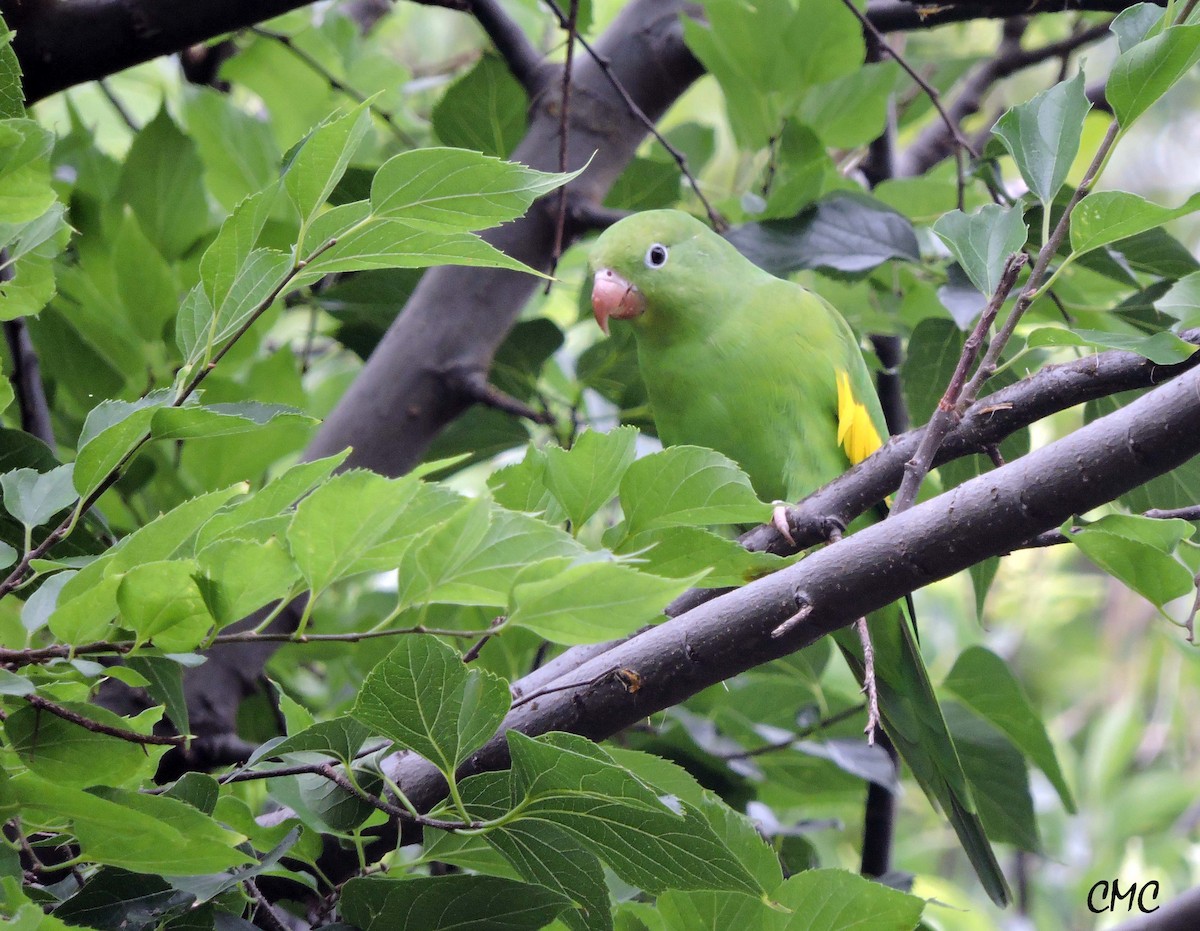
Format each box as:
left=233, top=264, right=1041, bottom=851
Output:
left=488, top=448, right=564, bottom=522
left=423, top=508, right=585, bottom=608
left=73, top=391, right=173, bottom=498
left=1107, top=21, right=1200, bottom=127
left=945, top=703, right=1040, bottom=852
left=183, top=87, right=282, bottom=211
left=992, top=73, right=1090, bottom=207
left=116, top=560, right=213, bottom=649
left=933, top=203, right=1027, bottom=297
left=285, top=104, right=373, bottom=221
left=50, top=868, right=193, bottom=931
left=486, top=821, right=613, bottom=931
left=727, top=191, right=918, bottom=276
left=0, top=119, right=55, bottom=223
left=151, top=402, right=315, bottom=440
left=0, top=22, right=23, bottom=119
left=264, top=716, right=374, bottom=766
left=543, top=427, right=638, bottom=529
left=620, top=446, right=769, bottom=534
left=1070, top=190, right=1200, bottom=257
left=432, top=53, right=528, bottom=158
left=196, top=536, right=299, bottom=628
left=115, top=107, right=210, bottom=260
left=507, top=560, right=698, bottom=645
left=942, top=647, right=1074, bottom=812
left=6, top=702, right=161, bottom=788
left=1024, top=326, right=1198, bottom=364
left=127, top=655, right=190, bottom=736
left=286, top=470, right=421, bottom=595
left=10, top=774, right=252, bottom=874
left=616, top=526, right=788, bottom=588
left=682, top=0, right=862, bottom=146
left=1067, top=513, right=1196, bottom=610
left=1155, top=269, right=1200, bottom=323
left=370, top=147, right=579, bottom=229
left=351, top=635, right=510, bottom=776
left=775, top=868, right=925, bottom=929
left=297, top=210, right=537, bottom=278
left=340, top=875, right=571, bottom=931
left=798, top=62, right=899, bottom=150
left=1110, top=3, right=1165, bottom=53
left=508, top=731, right=765, bottom=897
left=0, top=464, right=75, bottom=530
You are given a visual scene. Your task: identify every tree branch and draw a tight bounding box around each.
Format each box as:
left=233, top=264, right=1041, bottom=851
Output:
left=345, top=360, right=1200, bottom=874
left=2, top=317, right=55, bottom=449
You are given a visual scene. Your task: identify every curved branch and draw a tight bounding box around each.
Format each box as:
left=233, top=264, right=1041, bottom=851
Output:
left=359, top=357, right=1200, bottom=869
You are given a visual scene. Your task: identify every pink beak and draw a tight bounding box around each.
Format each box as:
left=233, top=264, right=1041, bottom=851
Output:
left=591, top=268, right=646, bottom=334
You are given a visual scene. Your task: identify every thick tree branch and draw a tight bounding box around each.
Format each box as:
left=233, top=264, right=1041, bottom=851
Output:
left=345, top=360, right=1200, bottom=873
left=2, top=316, right=55, bottom=449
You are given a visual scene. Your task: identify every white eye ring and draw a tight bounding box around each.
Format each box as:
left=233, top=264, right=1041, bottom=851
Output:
left=645, top=243, right=669, bottom=269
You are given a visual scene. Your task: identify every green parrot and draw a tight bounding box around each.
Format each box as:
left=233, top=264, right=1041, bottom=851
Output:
left=589, top=209, right=1009, bottom=906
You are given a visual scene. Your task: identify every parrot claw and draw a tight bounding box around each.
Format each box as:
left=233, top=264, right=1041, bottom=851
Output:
left=856, top=617, right=880, bottom=745
left=771, top=504, right=796, bottom=546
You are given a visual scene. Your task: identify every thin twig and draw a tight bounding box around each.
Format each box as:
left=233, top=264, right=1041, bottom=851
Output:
left=97, top=79, right=140, bottom=132
left=541, top=0, right=724, bottom=230
left=445, top=366, right=554, bottom=423
left=468, top=0, right=550, bottom=96
left=894, top=253, right=1027, bottom=512
left=317, top=763, right=484, bottom=830
left=718, top=704, right=866, bottom=760
left=25, top=695, right=185, bottom=746
left=462, top=615, right=506, bottom=663
left=245, top=878, right=292, bottom=931
left=548, top=0, right=580, bottom=282
left=251, top=27, right=417, bottom=146
left=838, top=0, right=979, bottom=204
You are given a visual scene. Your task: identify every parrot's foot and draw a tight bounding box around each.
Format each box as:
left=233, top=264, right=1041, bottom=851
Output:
left=856, top=617, right=881, bottom=744
left=771, top=504, right=796, bottom=546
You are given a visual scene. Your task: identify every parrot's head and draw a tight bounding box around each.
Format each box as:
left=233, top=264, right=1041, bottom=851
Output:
left=589, top=210, right=740, bottom=337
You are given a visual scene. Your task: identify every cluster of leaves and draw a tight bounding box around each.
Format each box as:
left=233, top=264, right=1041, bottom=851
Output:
left=2, top=1, right=1200, bottom=929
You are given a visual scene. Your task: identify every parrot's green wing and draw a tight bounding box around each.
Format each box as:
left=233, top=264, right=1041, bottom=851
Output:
left=590, top=209, right=1009, bottom=905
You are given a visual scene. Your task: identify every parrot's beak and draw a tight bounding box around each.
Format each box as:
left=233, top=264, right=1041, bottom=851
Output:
left=591, top=268, right=645, bottom=334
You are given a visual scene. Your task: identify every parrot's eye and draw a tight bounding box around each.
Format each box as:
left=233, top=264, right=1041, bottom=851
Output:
left=645, top=244, right=669, bottom=269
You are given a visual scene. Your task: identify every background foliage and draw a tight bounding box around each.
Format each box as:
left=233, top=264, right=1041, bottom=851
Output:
left=3, top=0, right=1200, bottom=928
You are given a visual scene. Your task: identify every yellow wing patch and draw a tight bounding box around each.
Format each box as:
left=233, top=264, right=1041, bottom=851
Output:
left=836, top=371, right=883, bottom=465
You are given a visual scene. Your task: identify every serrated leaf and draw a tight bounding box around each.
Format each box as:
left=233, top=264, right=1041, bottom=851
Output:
left=263, top=716, right=374, bottom=766
left=933, top=203, right=1027, bottom=297
left=620, top=446, right=770, bottom=534
left=116, top=560, right=213, bottom=648
left=286, top=470, right=421, bottom=595
left=371, top=147, right=579, bottom=229
left=351, top=635, right=510, bottom=776
left=1024, top=326, right=1197, bottom=364
left=11, top=774, right=251, bottom=874
left=508, top=560, right=698, bottom=644
left=992, top=73, right=1090, bottom=207
left=1070, top=190, right=1200, bottom=257
left=340, top=875, right=571, bottom=931
left=151, top=402, right=315, bottom=440
left=285, top=104, right=373, bottom=221
left=775, top=868, right=924, bottom=929
left=196, top=536, right=299, bottom=628
left=127, top=655, right=190, bottom=737
left=73, top=391, right=173, bottom=498
left=508, top=732, right=764, bottom=897
left=615, top=525, right=788, bottom=587
left=0, top=464, right=76, bottom=529
left=543, top=427, right=638, bottom=529
left=1107, top=21, right=1200, bottom=127
left=942, top=646, right=1074, bottom=812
